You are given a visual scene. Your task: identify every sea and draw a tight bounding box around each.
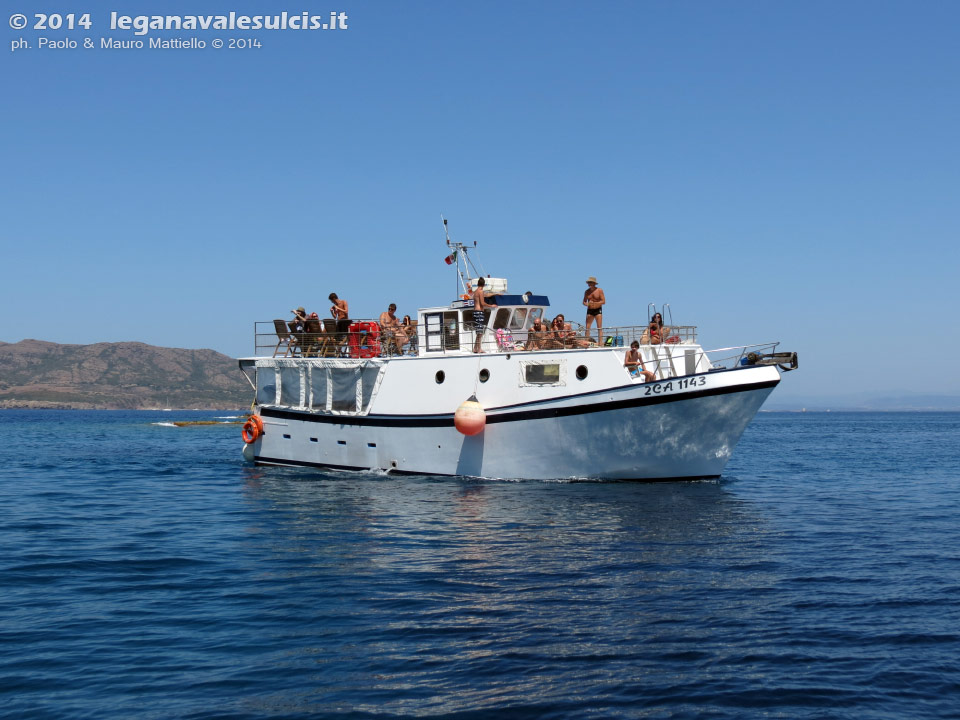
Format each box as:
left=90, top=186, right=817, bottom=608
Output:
left=2, top=410, right=959, bottom=719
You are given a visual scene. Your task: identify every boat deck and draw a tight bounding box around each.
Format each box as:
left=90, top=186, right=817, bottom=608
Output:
left=253, top=320, right=701, bottom=359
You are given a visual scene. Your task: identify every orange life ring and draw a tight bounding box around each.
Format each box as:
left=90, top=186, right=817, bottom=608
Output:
left=242, top=415, right=263, bottom=444
left=348, top=321, right=381, bottom=358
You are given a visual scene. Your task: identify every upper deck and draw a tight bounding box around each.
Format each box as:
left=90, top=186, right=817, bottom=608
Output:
left=252, top=294, right=699, bottom=359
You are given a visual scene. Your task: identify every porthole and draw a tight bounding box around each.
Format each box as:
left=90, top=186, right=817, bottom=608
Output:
left=435, top=370, right=445, bottom=384
left=576, top=365, right=588, bottom=380
left=479, top=369, right=490, bottom=383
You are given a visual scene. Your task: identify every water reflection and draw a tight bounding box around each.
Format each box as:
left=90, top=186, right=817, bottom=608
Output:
left=235, top=471, right=775, bottom=714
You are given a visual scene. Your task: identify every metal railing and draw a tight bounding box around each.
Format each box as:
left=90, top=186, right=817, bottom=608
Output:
left=252, top=321, right=795, bottom=378
left=701, top=342, right=783, bottom=370
left=254, top=320, right=416, bottom=359
left=253, top=321, right=700, bottom=358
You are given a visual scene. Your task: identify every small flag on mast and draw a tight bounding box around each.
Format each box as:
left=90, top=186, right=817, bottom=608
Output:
left=444, top=250, right=457, bottom=265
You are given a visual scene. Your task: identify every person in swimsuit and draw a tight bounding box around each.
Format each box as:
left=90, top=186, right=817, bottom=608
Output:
left=525, top=314, right=548, bottom=350
left=328, top=293, right=350, bottom=335
left=290, top=306, right=308, bottom=333
left=379, top=303, right=408, bottom=354
left=582, top=276, right=605, bottom=346
left=624, top=340, right=656, bottom=382
left=646, top=321, right=662, bottom=345
left=401, top=315, right=417, bottom=353
left=472, top=277, right=491, bottom=353
left=651, top=312, right=669, bottom=342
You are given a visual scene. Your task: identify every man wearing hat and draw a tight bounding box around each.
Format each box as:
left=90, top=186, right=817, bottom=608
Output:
left=291, top=306, right=308, bottom=333
left=582, top=277, right=605, bottom=346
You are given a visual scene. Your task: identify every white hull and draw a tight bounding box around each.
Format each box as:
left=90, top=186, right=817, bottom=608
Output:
left=244, top=360, right=779, bottom=481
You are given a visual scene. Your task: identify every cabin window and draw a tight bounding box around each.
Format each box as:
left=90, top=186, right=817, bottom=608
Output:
left=424, top=313, right=444, bottom=352
left=444, top=312, right=461, bottom=351
left=509, top=308, right=528, bottom=329
left=493, top=308, right=511, bottom=330
left=279, top=367, right=302, bottom=407
left=526, top=364, right=560, bottom=384
left=461, top=309, right=490, bottom=336
left=256, top=368, right=278, bottom=405
left=520, top=359, right=566, bottom=386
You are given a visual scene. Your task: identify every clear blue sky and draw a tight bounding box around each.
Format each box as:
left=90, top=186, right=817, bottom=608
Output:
left=3, top=1, right=958, bottom=404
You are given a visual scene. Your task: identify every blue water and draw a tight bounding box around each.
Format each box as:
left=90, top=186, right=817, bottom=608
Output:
left=2, top=411, right=959, bottom=719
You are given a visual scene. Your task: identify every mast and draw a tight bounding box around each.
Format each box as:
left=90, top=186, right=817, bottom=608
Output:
left=441, top=216, right=480, bottom=297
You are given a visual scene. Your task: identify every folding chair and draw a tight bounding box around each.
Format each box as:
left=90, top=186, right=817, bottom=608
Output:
left=301, top=319, right=323, bottom=357
left=272, top=319, right=294, bottom=357
left=286, top=321, right=303, bottom=357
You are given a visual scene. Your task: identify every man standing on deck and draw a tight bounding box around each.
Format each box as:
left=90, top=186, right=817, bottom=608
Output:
left=329, top=293, right=350, bottom=335
left=472, top=278, right=491, bottom=353
left=583, top=277, right=605, bottom=345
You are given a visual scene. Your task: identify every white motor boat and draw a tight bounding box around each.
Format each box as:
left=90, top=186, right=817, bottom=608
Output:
left=238, top=232, right=797, bottom=481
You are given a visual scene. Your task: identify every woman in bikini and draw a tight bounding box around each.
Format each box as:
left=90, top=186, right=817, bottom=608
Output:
left=651, top=312, right=669, bottom=340
left=642, top=313, right=670, bottom=345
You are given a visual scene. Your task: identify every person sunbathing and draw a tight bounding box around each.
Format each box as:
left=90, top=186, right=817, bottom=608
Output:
left=624, top=340, right=656, bottom=382
left=379, top=303, right=408, bottom=354
left=525, top=315, right=548, bottom=350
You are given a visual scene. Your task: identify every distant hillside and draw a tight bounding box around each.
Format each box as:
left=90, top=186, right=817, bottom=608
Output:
left=0, top=339, right=251, bottom=409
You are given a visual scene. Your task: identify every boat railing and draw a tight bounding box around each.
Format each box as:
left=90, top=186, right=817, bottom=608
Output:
left=253, top=321, right=699, bottom=358
left=702, top=342, right=782, bottom=370
left=592, top=324, right=698, bottom=347
left=254, top=320, right=419, bottom=359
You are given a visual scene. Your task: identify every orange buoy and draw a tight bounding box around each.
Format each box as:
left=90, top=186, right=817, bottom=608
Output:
left=454, top=394, right=486, bottom=436
left=242, top=415, right=264, bottom=444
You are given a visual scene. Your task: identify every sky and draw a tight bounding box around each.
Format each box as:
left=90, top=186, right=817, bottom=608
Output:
left=2, top=0, right=958, bottom=406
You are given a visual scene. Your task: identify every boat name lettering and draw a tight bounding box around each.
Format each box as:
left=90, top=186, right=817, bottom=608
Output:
left=643, top=377, right=706, bottom=396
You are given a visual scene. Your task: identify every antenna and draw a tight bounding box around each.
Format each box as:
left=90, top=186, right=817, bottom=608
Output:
left=440, top=216, right=483, bottom=298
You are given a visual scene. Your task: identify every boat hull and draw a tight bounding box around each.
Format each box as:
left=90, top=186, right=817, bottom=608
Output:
left=247, top=365, right=778, bottom=481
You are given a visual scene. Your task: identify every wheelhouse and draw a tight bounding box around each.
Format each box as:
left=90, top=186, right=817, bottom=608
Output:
left=417, top=294, right=551, bottom=355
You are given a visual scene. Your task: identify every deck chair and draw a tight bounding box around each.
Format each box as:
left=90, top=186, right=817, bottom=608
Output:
left=286, top=321, right=304, bottom=357
left=272, top=319, right=295, bottom=357
left=315, top=319, right=339, bottom=357
left=331, top=320, right=351, bottom=357
left=380, top=323, right=406, bottom=357
left=300, top=319, right=323, bottom=357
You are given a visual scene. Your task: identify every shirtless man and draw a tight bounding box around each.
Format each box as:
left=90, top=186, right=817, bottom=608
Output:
left=379, top=303, right=408, bottom=353
left=525, top=314, right=548, bottom=350
left=624, top=340, right=656, bottom=382
left=583, top=276, right=605, bottom=345
left=328, top=292, right=349, bottom=334
left=472, top=277, right=491, bottom=353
